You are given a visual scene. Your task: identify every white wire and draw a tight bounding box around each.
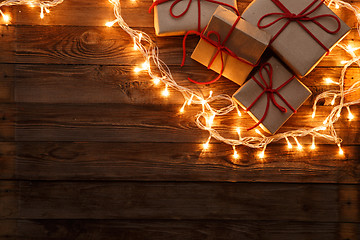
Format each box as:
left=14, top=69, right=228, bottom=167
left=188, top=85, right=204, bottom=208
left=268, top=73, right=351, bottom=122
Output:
left=1, top=0, right=358, bottom=152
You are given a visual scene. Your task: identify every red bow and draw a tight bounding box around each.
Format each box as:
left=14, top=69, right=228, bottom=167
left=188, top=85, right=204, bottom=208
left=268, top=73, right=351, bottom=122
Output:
left=181, top=17, right=257, bottom=85
left=149, top=0, right=239, bottom=32
left=258, top=0, right=341, bottom=52
left=246, top=62, right=296, bottom=131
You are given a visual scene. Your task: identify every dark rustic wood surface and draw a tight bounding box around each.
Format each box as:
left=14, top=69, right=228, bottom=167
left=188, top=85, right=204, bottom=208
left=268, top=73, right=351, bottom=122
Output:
left=0, top=0, right=359, bottom=239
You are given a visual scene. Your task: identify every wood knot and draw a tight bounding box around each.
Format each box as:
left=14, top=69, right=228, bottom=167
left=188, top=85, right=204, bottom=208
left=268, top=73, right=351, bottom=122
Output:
left=80, top=30, right=102, bottom=45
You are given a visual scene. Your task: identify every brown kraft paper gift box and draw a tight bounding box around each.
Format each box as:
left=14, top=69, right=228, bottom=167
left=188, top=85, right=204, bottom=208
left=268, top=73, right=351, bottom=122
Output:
left=241, top=0, right=351, bottom=77
left=190, top=6, right=271, bottom=86
left=233, top=57, right=312, bottom=134
left=151, top=0, right=237, bottom=36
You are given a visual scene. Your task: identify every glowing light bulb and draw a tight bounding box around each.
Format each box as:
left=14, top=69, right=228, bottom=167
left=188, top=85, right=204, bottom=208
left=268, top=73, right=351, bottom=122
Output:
left=347, top=45, right=357, bottom=52
left=40, top=7, right=44, bottom=19
left=201, top=99, right=206, bottom=106
left=338, top=144, right=344, bottom=155
left=28, top=2, right=35, bottom=8
left=335, top=3, right=339, bottom=9
left=187, top=94, right=194, bottom=106
left=311, top=111, right=316, bottom=118
left=236, top=127, right=241, bottom=139
left=285, top=137, right=292, bottom=149
left=323, top=119, right=327, bottom=125
left=0, top=10, right=10, bottom=23
left=134, top=61, right=149, bottom=73
left=331, top=95, right=336, bottom=105
left=311, top=136, right=316, bottom=150
left=236, top=107, right=242, bottom=117
left=294, top=137, right=302, bottom=150
left=141, top=61, right=150, bottom=70
left=255, top=129, right=265, bottom=138
left=258, top=146, right=266, bottom=159
left=45, top=8, right=50, bottom=13
left=152, top=77, right=160, bottom=85
left=336, top=110, right=341, bottom=118
left=208, top=114, right=215, bottom=127
left=232, top=146, right=239, bottom=159
left=105, top=19, right=117, bottom=27
left=179, top=101, right=187, bottom=114
left=347, top=106, right=354, bottom=120
left=162, top=85, right=169, bottom=97
left=324, top=77, right=338, bottom=84
left=203, top=136, right=211, bottom=150
left=133, top=67, right=141, bottom=73
left=2, top=14, right=10, bottom=23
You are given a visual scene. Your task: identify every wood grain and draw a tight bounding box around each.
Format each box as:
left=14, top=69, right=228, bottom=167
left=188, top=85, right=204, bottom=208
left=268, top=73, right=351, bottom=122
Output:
left=0, top=25, right=358, bottom=66
left=1, top=219, right=359, bottom=240
left=11, top=103, right=360, bottom=143
left=11, top=181, right=358, bottom=222
left=0, top=104, right=15, bottom=141
left=8, top=64, right=360, bottom=104
left=0, top=181, right=18, bottom=219
left=7, top=142, right=360, bottom=183
left=0, top=0, right=359, bottom=239
left=8, top=0, right=360, bottom=28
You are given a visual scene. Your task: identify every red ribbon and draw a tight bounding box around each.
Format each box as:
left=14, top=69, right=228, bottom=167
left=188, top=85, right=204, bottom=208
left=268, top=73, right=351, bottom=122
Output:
left=149, top=0, right=239, bottom=32
left=257, top=0, right=341, bottom=52
left=181, top=17, right=258, bottom=85
left=246, top=62, right=296, bottom=131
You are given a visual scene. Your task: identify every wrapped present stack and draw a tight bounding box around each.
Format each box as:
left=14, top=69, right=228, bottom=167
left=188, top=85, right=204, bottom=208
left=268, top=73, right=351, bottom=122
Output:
left=149, top=0, right=239, bottom=36
left=149, top=0, right=351, bottom=134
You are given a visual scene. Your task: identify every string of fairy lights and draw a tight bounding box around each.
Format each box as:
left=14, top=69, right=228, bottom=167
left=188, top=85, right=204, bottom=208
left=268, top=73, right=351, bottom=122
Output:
left=0, top=0, right=64, bottom=22
left=0, top=0, right=359, bottom=159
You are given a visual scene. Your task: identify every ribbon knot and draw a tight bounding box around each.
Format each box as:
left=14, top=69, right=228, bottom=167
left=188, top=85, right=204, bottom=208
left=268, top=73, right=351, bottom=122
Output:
left=287, top=13, right=299, bottom=19
left=149, top=0, right=239, bottom=32
left=265, top=88, right=277, bottom=93
left=181, top=17, right=258, bottom=85
left=246, top=62, right=297, bottom=131
left=257, top=0, right=341, bottom=52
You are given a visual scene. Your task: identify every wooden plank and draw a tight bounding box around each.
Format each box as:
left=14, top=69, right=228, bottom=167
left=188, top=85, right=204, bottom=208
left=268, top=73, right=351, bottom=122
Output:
left=11, top=142, right=360, bottom=183
left=0, top=143, right=15, bottom=179
left=0, top=181, right=18, bottom=219
left=0, top=24, right=356, bottom=66
left=13, top=103, right=360, bottom=143
left=0, top=64, right=14, bottom=103
left=8, top=0, right=360, bottom=29
left=1, top=219, right=358, bottom=240
left=0, top=26, right=16, bottom=63
left=0, top=104, right=15, bottom=141
left=12, top=64, right=360, bottom=104
left=0, top=220, right=16, bottom=240
left=16, top=181, right=359, bottom=222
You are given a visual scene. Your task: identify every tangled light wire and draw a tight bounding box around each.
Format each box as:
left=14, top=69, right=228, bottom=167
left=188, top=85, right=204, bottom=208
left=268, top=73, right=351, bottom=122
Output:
left=105, top=0, right=359, bottom=158
left=0, top=0, right=358, bottom=158
left=0, top=0, right=64, bottom=21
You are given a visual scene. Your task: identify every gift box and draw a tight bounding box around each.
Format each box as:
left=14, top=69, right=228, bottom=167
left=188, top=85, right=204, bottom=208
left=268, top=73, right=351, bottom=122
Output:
left=233, top=57, right=312, bottom=134
left=188, top=6, right=271, bottom=86
left=150, top=0, right=238, bottom=36
left=241, top=0, right=351, bottom=77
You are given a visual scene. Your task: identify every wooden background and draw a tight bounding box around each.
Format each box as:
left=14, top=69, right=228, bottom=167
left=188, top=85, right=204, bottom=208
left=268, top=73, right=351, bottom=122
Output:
left=0, top=0, right=359, bottom=239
